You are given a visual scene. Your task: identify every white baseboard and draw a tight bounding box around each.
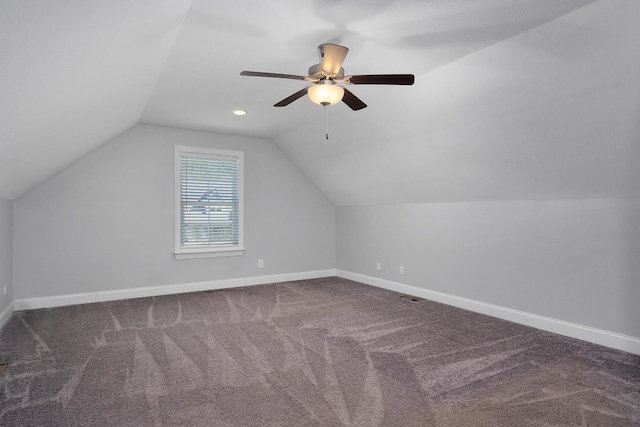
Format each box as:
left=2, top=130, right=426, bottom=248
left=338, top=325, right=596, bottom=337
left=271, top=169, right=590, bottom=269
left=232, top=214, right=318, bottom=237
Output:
left=337, top=270, right=640, bottom=355
left=12, top=269, right=640, bottom=355
left=0, top=301, right=14, bottom=330
left=14, top=269, right=337, bottom=311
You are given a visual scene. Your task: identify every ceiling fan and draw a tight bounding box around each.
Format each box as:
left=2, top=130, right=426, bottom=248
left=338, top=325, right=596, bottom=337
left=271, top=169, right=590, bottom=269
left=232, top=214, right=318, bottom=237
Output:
left=240, top=43, right=414, bottom=111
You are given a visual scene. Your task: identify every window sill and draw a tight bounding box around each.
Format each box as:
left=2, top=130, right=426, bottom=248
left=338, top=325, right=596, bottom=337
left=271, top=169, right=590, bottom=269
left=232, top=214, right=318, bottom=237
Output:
left=174, top=250, right=244, bottom=260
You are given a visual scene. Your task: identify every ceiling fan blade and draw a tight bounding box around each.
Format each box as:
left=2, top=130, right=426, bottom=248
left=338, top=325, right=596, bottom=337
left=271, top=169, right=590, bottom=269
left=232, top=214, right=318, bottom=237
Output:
left=241, top=71, right=307, bottom=80
left=321, top=44, right=349, bottom=75
left=342, top=88, right=367, bottom=111
left=347, top=74, right=415, bottom=85
left=274, top=88, right=309, bottom=107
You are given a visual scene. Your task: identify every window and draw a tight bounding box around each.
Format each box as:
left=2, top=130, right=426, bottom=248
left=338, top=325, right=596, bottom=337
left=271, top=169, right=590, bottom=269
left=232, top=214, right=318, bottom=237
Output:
left=175, top=146, right=243, bottom=258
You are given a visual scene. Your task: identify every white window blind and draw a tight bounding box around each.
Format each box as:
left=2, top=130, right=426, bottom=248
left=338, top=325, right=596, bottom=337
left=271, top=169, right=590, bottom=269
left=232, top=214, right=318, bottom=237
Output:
left=175, top=146, right=243, bottom=257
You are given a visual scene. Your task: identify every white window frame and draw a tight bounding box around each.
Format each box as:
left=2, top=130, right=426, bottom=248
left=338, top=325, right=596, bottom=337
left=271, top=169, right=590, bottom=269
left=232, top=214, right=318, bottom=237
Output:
left=174, top=145, right=244, bottom=259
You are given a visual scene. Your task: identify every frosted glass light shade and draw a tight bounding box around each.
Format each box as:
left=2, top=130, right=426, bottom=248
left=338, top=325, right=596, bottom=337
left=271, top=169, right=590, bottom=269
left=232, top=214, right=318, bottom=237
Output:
left=308, top=84, right=344, bottom=106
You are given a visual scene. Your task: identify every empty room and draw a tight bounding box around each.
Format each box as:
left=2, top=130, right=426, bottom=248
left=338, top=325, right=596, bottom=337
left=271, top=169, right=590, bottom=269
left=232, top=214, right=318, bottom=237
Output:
left=1, top=0, right=639, bottom=425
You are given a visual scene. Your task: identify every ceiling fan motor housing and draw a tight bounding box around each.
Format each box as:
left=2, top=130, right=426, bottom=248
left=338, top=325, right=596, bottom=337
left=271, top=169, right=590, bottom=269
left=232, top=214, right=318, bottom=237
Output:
left=308, top=63, right=344, bottom=80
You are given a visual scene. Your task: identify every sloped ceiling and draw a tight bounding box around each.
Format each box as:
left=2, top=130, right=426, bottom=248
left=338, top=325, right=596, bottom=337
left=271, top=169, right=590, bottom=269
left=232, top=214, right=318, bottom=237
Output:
left=0, top=0, right=192, bottom=200
left=2, top=0, right=638, bottom=203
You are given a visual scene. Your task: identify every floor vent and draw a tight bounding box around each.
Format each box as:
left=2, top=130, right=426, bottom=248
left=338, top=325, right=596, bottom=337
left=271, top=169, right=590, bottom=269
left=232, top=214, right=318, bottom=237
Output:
left=400, top=295, right=425, bottom=302
left=0, top=363, right=7, bottom=376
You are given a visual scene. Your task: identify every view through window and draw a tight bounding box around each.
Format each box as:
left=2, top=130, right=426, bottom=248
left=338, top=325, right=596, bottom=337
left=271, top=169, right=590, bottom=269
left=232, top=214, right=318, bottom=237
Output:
left=175, top=146, right=243, bottom=257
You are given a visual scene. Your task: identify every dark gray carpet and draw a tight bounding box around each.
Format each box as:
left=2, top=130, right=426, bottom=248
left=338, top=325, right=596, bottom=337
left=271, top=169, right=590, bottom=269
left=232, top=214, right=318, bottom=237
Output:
left=0, top=277, right=639, bottom=426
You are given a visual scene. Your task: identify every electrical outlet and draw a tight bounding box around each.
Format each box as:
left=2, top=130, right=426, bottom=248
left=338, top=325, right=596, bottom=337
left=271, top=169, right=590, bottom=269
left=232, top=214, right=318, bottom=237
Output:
left=258, top=259, right=264, bottom=269
left=376, top=261, right=381, bottom=271
left=400, top=266, right=405, bottom=275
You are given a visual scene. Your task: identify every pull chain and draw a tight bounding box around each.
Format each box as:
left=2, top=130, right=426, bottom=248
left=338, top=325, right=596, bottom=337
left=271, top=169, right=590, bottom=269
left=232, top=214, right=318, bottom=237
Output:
left=322, top=102, right=330, bottom=139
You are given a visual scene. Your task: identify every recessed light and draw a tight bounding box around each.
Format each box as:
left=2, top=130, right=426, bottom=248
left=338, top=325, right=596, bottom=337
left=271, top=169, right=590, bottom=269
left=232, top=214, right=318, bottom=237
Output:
left=232, top=109, right=247, bottom=116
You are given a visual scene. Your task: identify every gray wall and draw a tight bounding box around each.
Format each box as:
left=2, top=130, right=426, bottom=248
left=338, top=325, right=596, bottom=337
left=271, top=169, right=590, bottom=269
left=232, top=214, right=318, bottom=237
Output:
left=14, top=124, right=335, bottom=299
left=0, top=199, right=12, bottom=313
left=337, top=198, right=640, bottom=338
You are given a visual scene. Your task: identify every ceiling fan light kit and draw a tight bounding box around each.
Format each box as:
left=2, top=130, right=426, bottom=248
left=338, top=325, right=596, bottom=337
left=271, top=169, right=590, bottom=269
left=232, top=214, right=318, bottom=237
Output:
left=308, top=81, right=344, bottom=106
left=240, top=43, right=414, bottom=111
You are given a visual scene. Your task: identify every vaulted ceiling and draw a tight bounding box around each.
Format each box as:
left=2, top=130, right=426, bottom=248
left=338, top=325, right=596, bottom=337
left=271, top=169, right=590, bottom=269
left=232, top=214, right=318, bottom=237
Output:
left=2, top=0, right=638, bottom=203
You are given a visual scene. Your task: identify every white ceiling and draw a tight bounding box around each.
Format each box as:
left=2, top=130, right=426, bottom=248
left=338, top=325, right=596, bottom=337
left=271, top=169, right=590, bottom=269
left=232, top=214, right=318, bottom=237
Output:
left=2, top=0, right=638, bottom=203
